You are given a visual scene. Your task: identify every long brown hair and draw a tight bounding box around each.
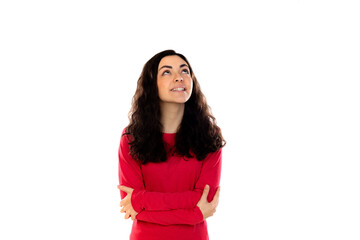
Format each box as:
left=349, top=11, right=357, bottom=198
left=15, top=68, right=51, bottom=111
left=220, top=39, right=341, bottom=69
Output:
left=124, top=49, right=225, bottom=164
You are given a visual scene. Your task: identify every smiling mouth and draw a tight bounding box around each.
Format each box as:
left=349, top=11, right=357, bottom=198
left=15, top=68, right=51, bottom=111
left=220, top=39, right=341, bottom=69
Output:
left=171, top=87, right=186, bottom=92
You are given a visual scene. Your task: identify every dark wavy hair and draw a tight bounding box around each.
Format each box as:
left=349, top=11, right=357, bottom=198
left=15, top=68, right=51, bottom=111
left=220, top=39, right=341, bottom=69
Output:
left=124, top=49, right=225, bottom=164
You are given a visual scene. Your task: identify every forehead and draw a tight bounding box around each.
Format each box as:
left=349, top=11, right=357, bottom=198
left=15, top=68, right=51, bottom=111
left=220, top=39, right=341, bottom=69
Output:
left=158, top=55, right=187, bottom=68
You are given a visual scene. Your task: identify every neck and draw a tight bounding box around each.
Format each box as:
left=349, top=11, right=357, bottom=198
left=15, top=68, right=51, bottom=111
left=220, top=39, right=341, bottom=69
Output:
left=160, top=102, right=185, bottom=133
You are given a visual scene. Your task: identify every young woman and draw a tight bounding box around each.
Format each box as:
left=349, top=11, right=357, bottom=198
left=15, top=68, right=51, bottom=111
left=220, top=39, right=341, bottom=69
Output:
left=118, top=50, right=225, bottom=240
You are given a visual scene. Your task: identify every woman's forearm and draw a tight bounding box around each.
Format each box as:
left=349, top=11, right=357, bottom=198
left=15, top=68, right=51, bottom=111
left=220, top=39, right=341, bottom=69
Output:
left=131, top=189, right=202, bottom=211
left=136, top=206, right=204, bottom=226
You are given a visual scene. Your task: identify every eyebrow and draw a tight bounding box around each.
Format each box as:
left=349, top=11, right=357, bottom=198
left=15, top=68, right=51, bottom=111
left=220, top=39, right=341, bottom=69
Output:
left=158, top=64, right=189, bottom=71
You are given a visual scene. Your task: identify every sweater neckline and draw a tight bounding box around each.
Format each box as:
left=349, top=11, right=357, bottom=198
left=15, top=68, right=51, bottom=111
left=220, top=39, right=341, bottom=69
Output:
left=162, top=132, right=176, bottom=146
left=162, top=132, right=177, bottom=135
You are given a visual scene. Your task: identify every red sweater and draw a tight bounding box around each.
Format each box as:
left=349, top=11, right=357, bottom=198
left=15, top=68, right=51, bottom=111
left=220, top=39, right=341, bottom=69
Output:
left=118, top=130, right=222, bottom=240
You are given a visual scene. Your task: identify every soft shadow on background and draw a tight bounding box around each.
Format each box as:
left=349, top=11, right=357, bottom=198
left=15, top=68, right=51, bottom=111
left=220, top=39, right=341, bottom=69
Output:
left=0, top=0, right=359, bottom=239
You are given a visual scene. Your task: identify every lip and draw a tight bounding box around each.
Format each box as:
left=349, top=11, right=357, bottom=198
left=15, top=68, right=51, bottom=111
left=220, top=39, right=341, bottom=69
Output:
left=170, top=86, right=186, bottom=91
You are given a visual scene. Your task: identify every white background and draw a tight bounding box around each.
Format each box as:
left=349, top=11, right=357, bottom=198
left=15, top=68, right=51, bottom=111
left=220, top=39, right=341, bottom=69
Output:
left=1, top=0, right=359, bottom=239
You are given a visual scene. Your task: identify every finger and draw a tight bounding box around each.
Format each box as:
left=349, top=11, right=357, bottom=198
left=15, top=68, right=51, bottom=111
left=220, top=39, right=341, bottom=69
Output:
left=120, top=197, right=128, bottom=206
left=123, top=205, right=128, bottom=212
left=120, top=186, right=135, bottom=194
left=200, top=185, right=210, bottom=201
left=131, top=215, right=136, bottom=220
left=120, top=207, right=125, bottom=213
left=119, top=186, right=131, bottom=193
left=125, top=212, right=130, bottom=219
left=212, top=187, right=221, bottom=206
left=213, top=186, right=220, bottom=200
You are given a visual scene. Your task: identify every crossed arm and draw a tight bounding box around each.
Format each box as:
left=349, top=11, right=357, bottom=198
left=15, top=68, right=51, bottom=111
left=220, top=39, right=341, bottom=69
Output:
left=118, top=184, right=219, bottom=225
left=117, top=133, right=222, bottom=226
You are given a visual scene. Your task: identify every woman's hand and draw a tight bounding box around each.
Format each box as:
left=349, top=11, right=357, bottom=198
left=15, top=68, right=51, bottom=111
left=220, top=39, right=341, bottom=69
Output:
left=196, top=185, right=220, bottom=220
left=117, top=185, right=138, bottom=220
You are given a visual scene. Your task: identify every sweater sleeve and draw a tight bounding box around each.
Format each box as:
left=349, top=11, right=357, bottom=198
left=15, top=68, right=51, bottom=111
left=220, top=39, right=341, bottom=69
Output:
left=131, top=149, right=222, bottom=211
left=135, top=206, right=204, bottom=226
left=118, top=132, right=145, bottom=204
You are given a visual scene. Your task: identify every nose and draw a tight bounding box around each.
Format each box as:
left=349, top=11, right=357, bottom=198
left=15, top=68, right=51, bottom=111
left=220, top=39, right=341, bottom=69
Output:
left=175, top=73, right=183, bottom=82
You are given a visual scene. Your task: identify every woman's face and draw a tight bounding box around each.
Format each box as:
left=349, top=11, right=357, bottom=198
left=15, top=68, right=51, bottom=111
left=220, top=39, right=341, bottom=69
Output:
left=156, top=55, right=193, bottom=104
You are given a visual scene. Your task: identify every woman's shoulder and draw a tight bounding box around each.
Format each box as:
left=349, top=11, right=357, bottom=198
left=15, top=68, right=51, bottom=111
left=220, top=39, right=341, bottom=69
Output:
left=120, top=127, right=132, bottom=145
left=203, top=147, right=222, bottom=163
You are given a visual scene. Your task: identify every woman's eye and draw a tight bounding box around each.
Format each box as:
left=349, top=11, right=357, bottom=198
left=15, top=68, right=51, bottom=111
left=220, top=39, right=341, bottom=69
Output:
left=182, top=69, right=189, bottom=74
left=162, top=70, right=170, bottom=75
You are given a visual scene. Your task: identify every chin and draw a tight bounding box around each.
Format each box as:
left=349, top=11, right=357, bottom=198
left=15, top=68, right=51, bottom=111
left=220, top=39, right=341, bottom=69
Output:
left=161, top=99, right=189, bottom=104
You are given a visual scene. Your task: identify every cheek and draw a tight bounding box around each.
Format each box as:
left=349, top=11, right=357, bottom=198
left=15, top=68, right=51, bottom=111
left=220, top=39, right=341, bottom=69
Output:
left=187, top=80, right=193, bottom=93
left=157, top=80, right=168, bottom=97
left=156, top=79, right=163, bottom=90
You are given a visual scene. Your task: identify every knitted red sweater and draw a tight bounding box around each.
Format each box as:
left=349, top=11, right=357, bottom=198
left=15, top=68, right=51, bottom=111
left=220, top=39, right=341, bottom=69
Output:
left=118, top=130, right=222, bottom=240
